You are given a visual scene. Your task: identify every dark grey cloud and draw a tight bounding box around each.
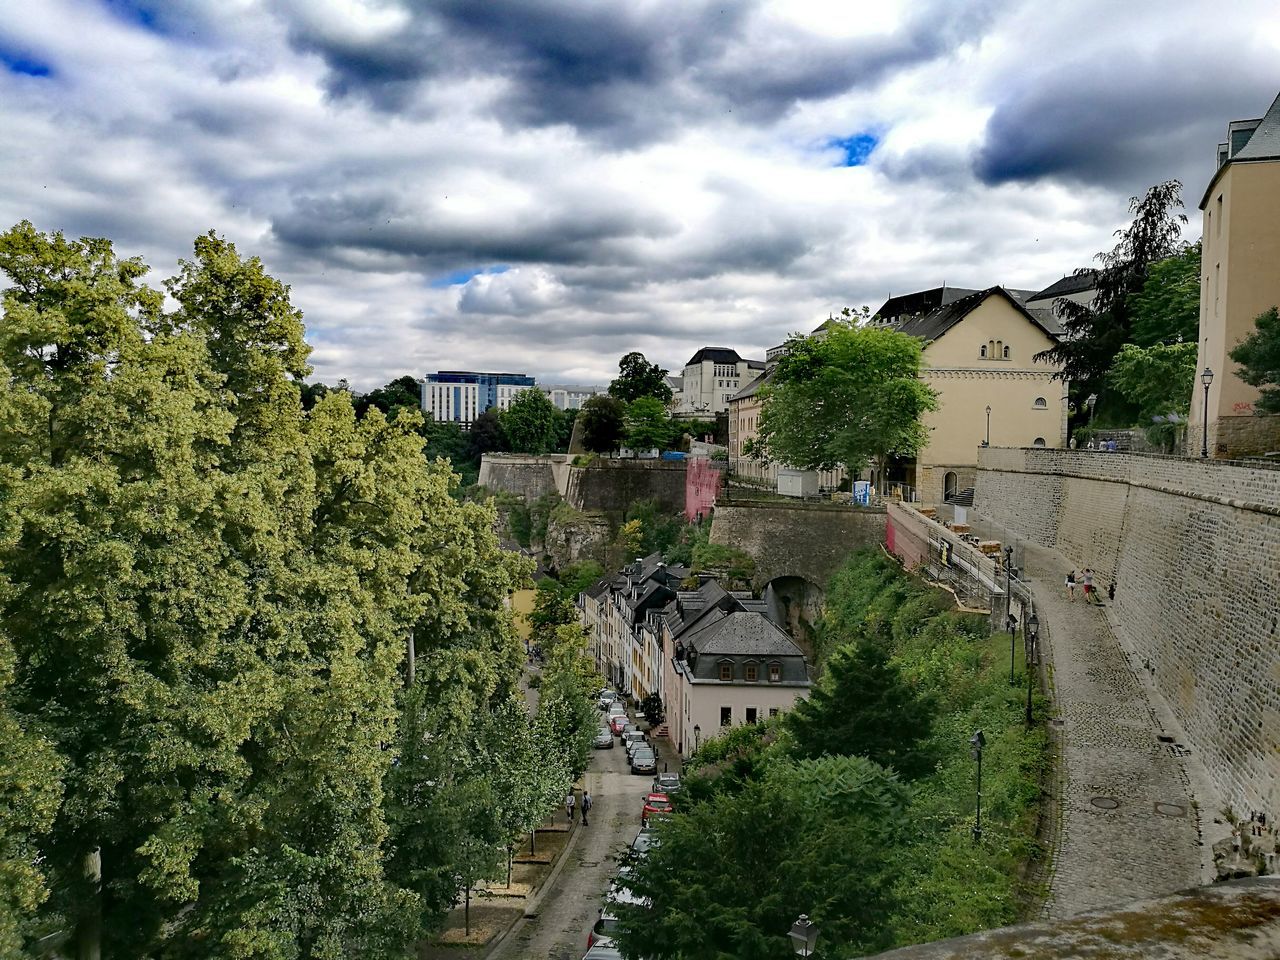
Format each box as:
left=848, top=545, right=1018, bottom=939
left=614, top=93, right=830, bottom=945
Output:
left=277, top=0, right=1004, bottom=144
left=975, top=38, right=1280, bottom=195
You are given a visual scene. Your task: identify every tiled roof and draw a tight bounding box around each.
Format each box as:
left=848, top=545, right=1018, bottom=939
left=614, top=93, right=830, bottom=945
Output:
left=895, top=286, right=1062, bottom=345
left=1232, top=91, right=1280, bottom=162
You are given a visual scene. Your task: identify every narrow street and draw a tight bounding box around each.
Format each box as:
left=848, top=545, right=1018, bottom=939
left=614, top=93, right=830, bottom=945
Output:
left=489, top=712, right=661, bottom=960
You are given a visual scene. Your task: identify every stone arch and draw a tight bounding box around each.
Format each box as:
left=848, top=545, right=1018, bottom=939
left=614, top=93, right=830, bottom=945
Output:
left=763, top=575, right=825, bottom=663
left=943, top=470, right=958, bottom=501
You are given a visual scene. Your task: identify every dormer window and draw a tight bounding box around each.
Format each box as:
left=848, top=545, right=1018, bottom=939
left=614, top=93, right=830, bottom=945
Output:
left=744, top=662, right=759, bottom=683
left=719, top=660, right=734, bottom=682
left=768, top=662, right=782, bottom=683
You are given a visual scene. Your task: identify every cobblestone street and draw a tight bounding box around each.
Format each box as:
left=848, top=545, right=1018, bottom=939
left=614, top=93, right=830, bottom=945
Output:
left=1017, top=541, right=1206, bottom=919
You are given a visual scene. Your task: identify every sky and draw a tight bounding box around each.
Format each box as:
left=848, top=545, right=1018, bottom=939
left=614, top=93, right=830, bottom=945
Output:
left=1, top=1, right=1278, bottom=390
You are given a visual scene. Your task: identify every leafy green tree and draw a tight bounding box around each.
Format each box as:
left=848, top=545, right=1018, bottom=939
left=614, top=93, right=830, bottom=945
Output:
left=640, top=692, right=665, bottom=726
left=1129, top=241, right=1201, bottom=347
left=356, top=374, right=421, bottom=419
left=615, top=756, right=908, bottom=960
left=1230, top=306, right=1280, bottom=415
left=624, top=397, right=674, bottom=451
left=579, top=394, right=627, bottom=453
left=755, top=323, right=937, bottom=478
left=786, top=639, right=936, bottom=780
left=500, top=389, right=562, bottom=455
left=1106, top=341, right=1197, bottom=438
left=1035, top=180, right=1188, bottom=394
left=468, top=408, right=506, bottom=459
left=536, top=624, right=601, bottom=780
left=299, top=381, right=331, bottom=410
left=609, top=351, right=673, bottom=404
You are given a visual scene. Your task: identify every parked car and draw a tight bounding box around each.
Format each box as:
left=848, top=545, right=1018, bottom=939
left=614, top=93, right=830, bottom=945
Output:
left=606, top=702, right=627, bottom=720
left=587, top=908, right=620, bottom=949
left=629, top=746, right=657, bottom=774
left=582, top=945, right=623, bottom=959
left=641, top=792, right=671, bottom=826
left=632, top=827, right=660, bottom=855
left=597, top=690, right=618, bottom=709
left=619, top=721, right=638, bottom=738
left=609, top=713, right=630, bottom=736
left=621, top=730, right=648, bottom=757
left=651, top=772, right=681, bottom=794
left=593, top=727, right=614, bottom=749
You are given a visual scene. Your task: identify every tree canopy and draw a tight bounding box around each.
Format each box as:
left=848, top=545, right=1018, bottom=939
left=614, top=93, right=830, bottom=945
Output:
left=624, top=397, right=675, bottom=451
left=0, top=221, right=584, bottom=958
left=500, top=388, right=562, bottom=455
left=578, top=394, right=626, bottom=453
left=1106, top=341, right=1198, bottom=436
left=1231, top=306, right=1280, bottom=415
left=1035, top=180, right=1188, bottom=393
left=609, top=351, right=673, bottom=404
left=754, top=323, right=937, bottom=474
left=1129, top=241, right=1201, bottom=348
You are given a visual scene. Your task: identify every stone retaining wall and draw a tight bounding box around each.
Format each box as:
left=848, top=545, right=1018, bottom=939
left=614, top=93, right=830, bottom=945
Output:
left=975, top=447, right=1280, bottom=825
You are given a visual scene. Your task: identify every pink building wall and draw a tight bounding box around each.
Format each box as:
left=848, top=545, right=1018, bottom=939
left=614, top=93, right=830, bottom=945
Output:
left=685, top=457, right=723, bottom=522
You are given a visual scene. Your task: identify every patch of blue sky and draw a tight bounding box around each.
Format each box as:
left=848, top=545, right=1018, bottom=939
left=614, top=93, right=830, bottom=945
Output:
left=828, top=132, right=880, bottom=167
left=101, top=0, right=163, bottom=33
left=0, top=46, right=53, bottom=77
left=428, top=265, right=510, bottom=289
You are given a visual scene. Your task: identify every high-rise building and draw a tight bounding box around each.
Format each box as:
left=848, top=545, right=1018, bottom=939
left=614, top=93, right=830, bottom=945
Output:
left=419, top=371, right=536, bottom=428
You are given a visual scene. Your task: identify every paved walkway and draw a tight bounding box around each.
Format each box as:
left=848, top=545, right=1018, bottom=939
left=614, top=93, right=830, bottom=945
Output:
left=1015, top=540, right=1206, bottom=919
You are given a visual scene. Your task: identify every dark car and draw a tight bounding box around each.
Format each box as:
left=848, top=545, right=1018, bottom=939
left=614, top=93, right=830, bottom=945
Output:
left=621, top=730, right=648, bottom=757
left=651, top=772, right=681, bottom=794
left=629, top=746, right=657, bottom=774
left=593, top=726, right=614, bottom=749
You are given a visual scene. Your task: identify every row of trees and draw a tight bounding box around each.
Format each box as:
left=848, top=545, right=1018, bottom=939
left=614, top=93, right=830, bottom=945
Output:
left=0, top=222, right=595, bottom=958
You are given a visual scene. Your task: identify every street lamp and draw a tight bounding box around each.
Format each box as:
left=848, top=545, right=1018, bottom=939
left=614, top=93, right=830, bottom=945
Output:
left=984, top=405, right=992, bottom=446
left=1004, top=544, right=1015, bottom=683
left=693, top=724, right=701, bottom=754
left=970, top=730, right=986, bottom=842
left=1006, top=614, right=1018, bottom=686
left=788, top=914, right=819, bottom=957
left=1200, top=367, right=1214, bottom=458
left=1025, top=613, right=1040, bottom=727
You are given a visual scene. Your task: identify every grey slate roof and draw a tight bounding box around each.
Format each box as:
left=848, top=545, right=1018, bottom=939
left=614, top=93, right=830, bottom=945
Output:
left=731, top=367, right=774, bottom=402
left=1232, top=91, right=1280, bottom=161
left=874, top=285, right=980, bottom=324
left=685, top=347, right=743, bottom=366
left=1026, top=270, right=1098, bottom=303
left=682, top=609, right=809, bottom=683
left=895, top=286, right=1063, bottom=345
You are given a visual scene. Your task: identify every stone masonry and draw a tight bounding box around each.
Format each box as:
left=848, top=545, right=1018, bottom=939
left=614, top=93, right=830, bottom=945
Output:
left=974, top=447, right=1280, bottom=840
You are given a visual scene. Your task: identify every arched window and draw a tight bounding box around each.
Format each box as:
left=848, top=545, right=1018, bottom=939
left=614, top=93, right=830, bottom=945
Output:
left=1034, top=397, right=1047, bottom=408
left=1033, top=437, right=1046, bottom=447
left=980, top=344, right=987, bottom=358
left=1003, top=344, right=1011, bottom=359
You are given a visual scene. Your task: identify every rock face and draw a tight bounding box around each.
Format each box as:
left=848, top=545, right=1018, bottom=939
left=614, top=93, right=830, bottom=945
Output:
left=543, top=509, right=611, bottom=571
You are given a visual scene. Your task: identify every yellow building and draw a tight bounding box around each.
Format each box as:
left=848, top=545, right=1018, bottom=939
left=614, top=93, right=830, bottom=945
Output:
left=895, top=287, right=1068, bottom=504
left=1190, top=92, right=1280, bottom=458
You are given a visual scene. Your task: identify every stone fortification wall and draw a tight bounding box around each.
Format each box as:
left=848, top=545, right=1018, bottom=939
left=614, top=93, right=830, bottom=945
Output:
left=477, top=454, right=567, bottom=501
left=974, top=447, right=1280, bottom=824
left=563, top=459, right=687, bottom=516
left=710, top=500, right=887, bottom=591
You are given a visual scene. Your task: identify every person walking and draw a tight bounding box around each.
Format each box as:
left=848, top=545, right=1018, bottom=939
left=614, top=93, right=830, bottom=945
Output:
left=1065, top=570, right=1077, bottom=602
left=581, top=790, right=593, bottom=827
left=565, top=790, right=576, bottom=824
left=1082, top=569, right=1099, bottom=605
left=1108, top=581, right=1116, bottom=602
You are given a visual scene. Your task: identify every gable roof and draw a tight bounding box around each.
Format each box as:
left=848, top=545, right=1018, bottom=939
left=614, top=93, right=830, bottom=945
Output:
left=731, top=367, right=774, bottom=402
left=895, top=286, right=1063, bottom=345
left=1201, top=91, right=1280, bottom=208
left=874, top=286, right=980, bottom=324
left=1026, top=270, right=1099, bottom=304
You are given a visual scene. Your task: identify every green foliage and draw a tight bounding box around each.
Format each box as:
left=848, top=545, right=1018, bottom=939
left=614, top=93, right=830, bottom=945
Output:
left=623, top=499, right=685, bottom=558
left=1036, top=180, right=1188, bottom=393
left=536, top=624, right=602, bottom=780
left=355, top=374, right=420, bottom=419
left=757, top=322, right=938, bottom=473
left=0, top=222, right=540, bottom=958
left=556, top=560, right=605, bottom=599
left=500, top=389, right=563, bottom=455
left=1129, top=241, right=1201, bottom=347
left=579, top=394, right=627, bottom=453
left=1106, top=341, right=1197, bottom=445
left=691, top=540, right=755, bottom=585
left=640, top=692, right=665, bottom=726
left=467, top=408, right=506, bottom=460
left=624, top=396, right=675, bottom=451
left=663, top=516, right=711, bottom=566
left=618, top=549, right=1048, bottom=958
left=609, top=351, right=673, bottom=404
left=1230, top=306, right=1280, bottom=415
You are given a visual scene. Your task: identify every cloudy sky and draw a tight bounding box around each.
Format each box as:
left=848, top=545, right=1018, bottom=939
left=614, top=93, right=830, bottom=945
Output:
left=1, top=1, right=1277, bottom=389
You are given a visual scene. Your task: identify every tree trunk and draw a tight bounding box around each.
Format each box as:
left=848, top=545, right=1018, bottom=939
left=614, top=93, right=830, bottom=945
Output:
left=406, top=632, right=416, bottom=688
left=464, top=885, right=471, bottom=936
left=78, top=846, right=102, bottom=960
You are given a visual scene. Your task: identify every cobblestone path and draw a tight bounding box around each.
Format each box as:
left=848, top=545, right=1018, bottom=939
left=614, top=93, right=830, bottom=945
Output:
left=1019, top=541, right=1203, bottom=919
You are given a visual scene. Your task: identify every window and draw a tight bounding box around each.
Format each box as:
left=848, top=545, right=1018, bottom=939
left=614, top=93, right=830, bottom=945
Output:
left=720, top=706, right=732, bottom=727
left=745, top=707, right=758, bottom=724
left=744, top=663, right=758, bottom=682
left=1002, top=345, right=1010, bottom=359
left=1216, top=194, right=1223, bottom=237
left=768, top=662, right=782, bottom=683
left=719, top=660, right=733, bottom=682
left=1034, top=397, right=1047, bottom=408
left=1033, top=437, right=1046, bottom=447
left=769, top=708, right=780, bottom=718
left=980, top=344, right=987, bottom=358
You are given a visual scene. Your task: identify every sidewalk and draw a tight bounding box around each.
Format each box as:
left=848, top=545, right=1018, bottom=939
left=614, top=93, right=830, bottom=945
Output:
left=968, top=512, right=1213, bottom=919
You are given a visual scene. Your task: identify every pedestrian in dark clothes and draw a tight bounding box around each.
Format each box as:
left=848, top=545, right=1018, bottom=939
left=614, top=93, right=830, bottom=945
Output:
left=1108, top=581, right=1115, bottom=602
left=581, top=790, right=592, bottom=827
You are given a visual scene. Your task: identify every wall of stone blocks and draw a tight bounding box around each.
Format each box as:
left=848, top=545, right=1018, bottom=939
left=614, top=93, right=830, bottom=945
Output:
left=477, top=454, right=563, bottom=501
left=973, top=446, right=1280, bottom=825
left=564, top=459, right=688, bottom=518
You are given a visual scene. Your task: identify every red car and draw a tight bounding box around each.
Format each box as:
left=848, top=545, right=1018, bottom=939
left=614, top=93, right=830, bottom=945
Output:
left=641, top=792, right=672, bottom=826
left=609, top=713, right=630, bottom=736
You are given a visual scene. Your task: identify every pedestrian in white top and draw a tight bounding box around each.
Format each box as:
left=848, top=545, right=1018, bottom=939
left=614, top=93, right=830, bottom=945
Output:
left=565, top=791, right=576, bottom=823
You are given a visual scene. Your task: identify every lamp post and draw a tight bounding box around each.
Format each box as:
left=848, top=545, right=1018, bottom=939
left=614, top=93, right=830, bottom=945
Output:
left=1025, top=613, right=1039, bottom=728
left=1200, top=367, right=1214, bottom=458
left=1004, top=545, right=1016, bottom=683
left=984, top=405, right=992, bottom=446
left=970, top=730, right=986, bottom=842
left=788, top=914, right=819, bottom=957
left=693, top=724, right=701, bottom=754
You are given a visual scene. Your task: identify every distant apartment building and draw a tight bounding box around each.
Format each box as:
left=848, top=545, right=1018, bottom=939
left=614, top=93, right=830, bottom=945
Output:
left=674, top=347, right=765, bottom=417
left=419, top=371, right=536, bottom=428
left=1190, top=91, right=1280, bottom=457
left=543, top=384, right=606, bottom=411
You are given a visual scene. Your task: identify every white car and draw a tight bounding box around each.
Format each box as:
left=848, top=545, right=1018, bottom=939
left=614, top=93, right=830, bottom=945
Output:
left=606, top=702, right=627, bottom=720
